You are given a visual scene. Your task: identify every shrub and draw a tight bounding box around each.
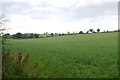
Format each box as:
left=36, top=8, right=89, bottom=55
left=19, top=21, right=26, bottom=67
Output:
left=51, top=33, right=53, bottom=36
left=97, top=29, right=100, bottom=33
left=59, top=34, right=61, bottom=36
left=79, top=31, right=83, bottom=34
left=2, top=50, right=39, bottom=78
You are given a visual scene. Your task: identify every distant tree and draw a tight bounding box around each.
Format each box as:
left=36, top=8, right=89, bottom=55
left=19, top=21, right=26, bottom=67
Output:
left=118, top=29, right=120, bottom=32
left=12, top=33, right=39, bottom=39
left=34, top=34, right=39, bottom=38
left=68, top=32, right=70, bottom=34
left=86, top=31, right=89, bottom=33
left=0, top=14, right=10, bottom=46
left=26, top=33, right=31, bottom=38
left=15, top=32, right=22, bottom=38
left=22, top=34, right=28, bottom=39
left=103, top=31, right=106, bottom=33
left=79, top=31, right=83, bottom=34
left=51, top=33, right=53, bottom=36
left=4, top=33, right=10, bottom=36
left=3, top=33, right=10, bottom=38
left=106, top=30, right=109, bottom=32
left=59, top=34, right=61, bottom=36
left=12, top=34, right=16, bottom=38
left=62, top=33, right=64, bottom=35
left=97, top=29, right=100, bottom=33
left=29, top=33, right=34, bottom=38
left=114, top=30, right=118, bottom=32
left=0, top=14, right=10, bottom=35
left=89, top=29, right=94, bottom=33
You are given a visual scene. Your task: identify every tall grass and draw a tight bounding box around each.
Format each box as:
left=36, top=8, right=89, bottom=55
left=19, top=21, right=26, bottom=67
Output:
left=5, top=32, right=118, bottom=78
left=2, top=50, right=39, bottom=78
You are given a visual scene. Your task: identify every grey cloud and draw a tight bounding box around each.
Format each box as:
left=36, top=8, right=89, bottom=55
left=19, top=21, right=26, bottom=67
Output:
left=0, top=1, right=118, bottom=21
left=37, top=2, right=53, bottom=8
left=0, top=2, right=58, bottom=20
left=60, top=2, right=117, bottom=21
left=27, top=3, right=61, bottom=20
left=0, top=2, right=32, bottom=16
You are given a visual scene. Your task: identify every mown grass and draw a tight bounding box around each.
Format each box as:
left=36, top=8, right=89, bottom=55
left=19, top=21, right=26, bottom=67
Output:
left=5, top=32, right=118, bottom=78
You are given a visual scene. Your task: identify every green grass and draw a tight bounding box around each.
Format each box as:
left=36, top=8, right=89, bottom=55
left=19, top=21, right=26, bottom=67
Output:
left=5, top=32, right=118, bottom=78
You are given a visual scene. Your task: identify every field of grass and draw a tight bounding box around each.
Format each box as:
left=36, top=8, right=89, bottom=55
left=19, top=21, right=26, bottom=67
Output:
left=5, top=32, right=118, bottom=78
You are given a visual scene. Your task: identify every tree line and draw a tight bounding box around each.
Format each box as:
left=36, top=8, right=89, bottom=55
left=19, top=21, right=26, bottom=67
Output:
left=3, top=33, right=39, bottom=39
left=3, top=28, right=120, bottom=39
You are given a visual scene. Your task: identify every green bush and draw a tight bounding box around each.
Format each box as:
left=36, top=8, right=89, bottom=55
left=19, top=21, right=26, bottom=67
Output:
left=2, top=50, right=39, bottom=78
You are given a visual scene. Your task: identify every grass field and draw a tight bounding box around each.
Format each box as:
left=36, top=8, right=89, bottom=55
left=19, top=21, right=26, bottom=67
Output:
left=5, top=32, right=118, bottom=78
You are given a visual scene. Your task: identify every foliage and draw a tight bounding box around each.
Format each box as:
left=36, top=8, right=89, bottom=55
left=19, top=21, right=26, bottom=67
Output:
left=68, top=32, right=70, bottom=34
left=2, top=33, right=10, bottom=38
left=34, top=34, right=39, bottom=38
left=14, top=32, right=22, bottom=39
left=97, top=29, right=100, bottom=32
left=0, top=14, right=10, bottom=35
left=59, top=34, right=62, bottom=36
left=0, top=14, right=10, bottom=48
left=86, top=31, right=89, bottom=33
left=79, top=31, right=83, bottom=34
left=62, top=33, right=64, bottom=35
left=12, top=33, right=39, bottom=39
left=51, top=33, right=53, bottom=36
left=118, top=29, right=120, bottom=32
left=89, top=29, right=94, bottom=33
left=106, top=30, right=109, bottom=32
left=2, top=50, right=39, bottom=78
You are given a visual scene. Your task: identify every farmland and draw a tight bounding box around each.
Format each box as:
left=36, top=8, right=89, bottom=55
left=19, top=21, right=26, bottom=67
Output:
left=5, top=32, right=118, bottom=78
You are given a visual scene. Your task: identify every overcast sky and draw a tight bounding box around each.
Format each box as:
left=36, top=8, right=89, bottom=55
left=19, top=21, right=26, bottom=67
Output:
left=0, top=0, right=118, bottom=34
